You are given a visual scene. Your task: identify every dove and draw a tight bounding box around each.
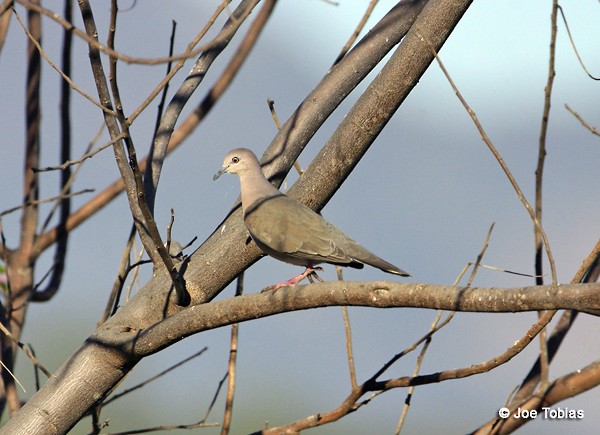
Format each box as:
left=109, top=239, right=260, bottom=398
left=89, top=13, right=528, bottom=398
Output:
left=214, top=148, right=409, bottom=291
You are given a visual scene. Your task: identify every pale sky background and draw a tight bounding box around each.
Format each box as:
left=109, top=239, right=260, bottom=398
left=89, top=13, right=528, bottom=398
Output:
left=1, top=0, right=600, bottom=434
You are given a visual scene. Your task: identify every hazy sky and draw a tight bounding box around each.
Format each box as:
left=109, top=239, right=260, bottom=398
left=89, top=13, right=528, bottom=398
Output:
left=1, top=1, right=599, bottom=434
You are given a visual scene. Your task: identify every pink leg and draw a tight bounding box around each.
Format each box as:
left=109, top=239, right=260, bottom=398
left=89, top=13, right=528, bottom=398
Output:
left=261, top=266, right=323, bottom=293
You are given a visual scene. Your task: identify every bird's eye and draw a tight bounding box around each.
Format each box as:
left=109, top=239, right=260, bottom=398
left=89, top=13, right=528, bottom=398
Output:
left=232, top=156, right=240, bottom=164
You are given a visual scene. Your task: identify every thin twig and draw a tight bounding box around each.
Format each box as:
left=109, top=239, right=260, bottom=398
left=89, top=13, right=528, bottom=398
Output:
left=151, top=20, right=177, bottom=140
left=557, top=4, right=600, bottom=81
left=127, top=0, right=232, bottom=125
left=267, top=98, right=303, bottom=177
left=534, top=0, right=560, bottom=397
left=0, top=358, right=25, bottom=394
left=99, top=225, right=136, bottom=325
left=333, top=0, right=379, bottom=65
left=469, top=263, right=544, bottom=278
left=103, top=348, right=208, bottom=407
left=0, top=189, right=94, bottom=218
left=109, top=422, right=219, bottom=435
left=565, top=103, right=600, bottom=137
left=394, top=320, right=435, bottom=434
left=0, top=321, right=51, bottom=378
left=336, top=266, right=357, bottom=389
left=32, top=131, right=127, bottom=173
left=222, top=273, right=244, bottom=435
left=204, top=372, right=229, bottom=423
left=466, top=222, right=495, bottom=286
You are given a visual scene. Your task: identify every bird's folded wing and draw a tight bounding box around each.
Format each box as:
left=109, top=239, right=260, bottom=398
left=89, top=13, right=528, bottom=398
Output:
left=244, top=195, right=355, bottom=265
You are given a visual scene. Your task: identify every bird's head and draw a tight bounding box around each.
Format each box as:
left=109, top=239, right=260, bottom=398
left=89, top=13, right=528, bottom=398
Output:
left=213, top=148, right=258, bottom=180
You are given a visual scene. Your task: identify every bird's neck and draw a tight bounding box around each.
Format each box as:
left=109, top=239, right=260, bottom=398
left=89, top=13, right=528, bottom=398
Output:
left=238, top=167, right=281, bottom=214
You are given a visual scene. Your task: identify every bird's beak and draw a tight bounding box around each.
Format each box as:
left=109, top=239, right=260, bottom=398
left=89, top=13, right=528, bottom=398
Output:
left=213, top=166, right=228, bottom=181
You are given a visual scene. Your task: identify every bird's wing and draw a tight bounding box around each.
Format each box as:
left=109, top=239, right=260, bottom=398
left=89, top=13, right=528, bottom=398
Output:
left=244, top=195, right=355, bottom=265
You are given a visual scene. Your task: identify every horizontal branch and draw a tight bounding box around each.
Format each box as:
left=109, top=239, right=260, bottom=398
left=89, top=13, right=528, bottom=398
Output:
left=130, top=281, right=600, bottom=357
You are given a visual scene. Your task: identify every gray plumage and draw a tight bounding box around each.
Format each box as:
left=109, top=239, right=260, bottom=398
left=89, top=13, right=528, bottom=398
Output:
left=214, top=148, right=409, bottom=286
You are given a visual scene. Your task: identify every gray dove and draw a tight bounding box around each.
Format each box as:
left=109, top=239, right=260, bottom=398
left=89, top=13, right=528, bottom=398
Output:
left=214, top=148, right=410, bottom=291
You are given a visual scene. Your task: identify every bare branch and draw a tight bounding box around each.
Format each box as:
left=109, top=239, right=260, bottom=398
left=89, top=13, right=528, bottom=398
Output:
left=558, top=4, right=600, bottom=81
left=0, top=190, right=93, bottom=218
left=31, top=131, right=127, bottom=173
left=132, top=282, right=599, bottom=358
left=102, top=347, right=208, bottom=407
left=565, top=103, right=600, bottom=137
left=221, top=274, right=244, bottom=435
left=333, top=0, right=379, bottom=65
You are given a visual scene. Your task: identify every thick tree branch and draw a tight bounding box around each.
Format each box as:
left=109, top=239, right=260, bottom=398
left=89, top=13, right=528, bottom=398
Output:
left=130, top=281, right=600, bottom=357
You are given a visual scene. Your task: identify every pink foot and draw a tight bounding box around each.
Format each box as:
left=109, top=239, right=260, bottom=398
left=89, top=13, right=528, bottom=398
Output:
left=261, top=267, right=323, bottom=293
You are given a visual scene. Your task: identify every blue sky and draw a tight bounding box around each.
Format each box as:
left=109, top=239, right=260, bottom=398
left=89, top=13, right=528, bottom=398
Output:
left=1, top=1, right=599, bottom=433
